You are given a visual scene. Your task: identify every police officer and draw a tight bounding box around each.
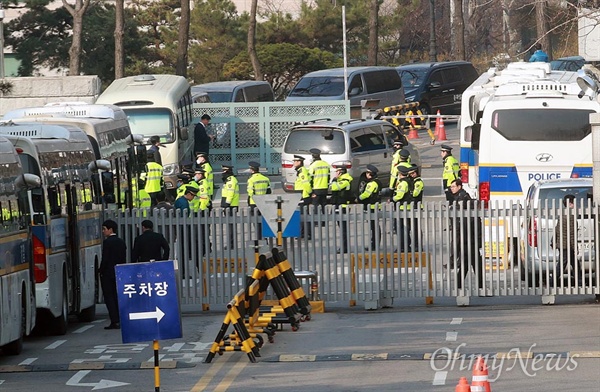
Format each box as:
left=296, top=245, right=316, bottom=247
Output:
left=308, top=148, right=331, bottom=214
left=196, top=152, right=214, bottom=202
left=409, top=163, right=423, bottom=251
left=143, top=151, right=163, bottom=207
left=174, top=185, right=197, bottom=213
left=393, top=165, right=414, bottom=253
left=389, top=140, right=407, bottom=189
left=358, top=165, right=381, bottom=251
left=247, top=161, right=271, bottom=239
left=441, top=144, right=459, bottom=202
left=132, top=178, right=151, bottom=209
left=293, top=155, right=312, bottom=240
left=148, top=135, right=164, bottom=165
left=221, top=165, right=239, bottom=249
left=329, top=165, right=353, bottom=253
left=196, top=167, right=211, bottom=258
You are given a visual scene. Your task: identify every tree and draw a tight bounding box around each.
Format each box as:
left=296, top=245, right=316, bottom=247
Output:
left=62, top=0, right=91, bottom=75
left=451, top=0, right=465, bottom=60
left=6, top=3, right=147, bottom=82
left=176, top=0, right=190, bottom=77
left=188, top=0, right=246, bottom=83
left=535, top=0, right=552, bottom=59
left=115, top=0, right=125, bottom=79
left=367, top=0, right=379, bottom=65
left=248, top=0, right=263, bottom=80
left=223, top=43, right=341, bottom=99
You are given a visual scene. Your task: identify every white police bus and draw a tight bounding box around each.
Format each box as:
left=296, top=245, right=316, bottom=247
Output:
left=2, top=103, right=143, bottom=209
left=0, top=122, right=109, bottom=335
left=459, top=62, right=599, bottom=204
left=0, top=136, right=40, bottom=354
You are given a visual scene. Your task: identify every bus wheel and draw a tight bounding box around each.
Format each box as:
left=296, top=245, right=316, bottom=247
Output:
left=2, top=294, right=26, bottom=355
left=52, top=283, right=69, bottom=336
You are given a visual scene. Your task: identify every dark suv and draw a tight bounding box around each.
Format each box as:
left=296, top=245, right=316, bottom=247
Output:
left=396, top=61, right=479, bottom=115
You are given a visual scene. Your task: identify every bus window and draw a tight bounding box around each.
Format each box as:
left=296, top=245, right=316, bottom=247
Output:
left=102, top=171, right=115, bottom=204
left=47, top=186, right=61, bottom=216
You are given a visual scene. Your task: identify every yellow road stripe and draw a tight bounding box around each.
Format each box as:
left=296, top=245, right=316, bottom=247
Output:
left=213, top=357, right=248, bottom=392
left=191, top=355, right=229, bottom=391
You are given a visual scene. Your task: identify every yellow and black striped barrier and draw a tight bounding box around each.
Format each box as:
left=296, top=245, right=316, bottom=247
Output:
left=271, top=248, right=312, bottom=319
left=204, top=288, right=260, bottom=363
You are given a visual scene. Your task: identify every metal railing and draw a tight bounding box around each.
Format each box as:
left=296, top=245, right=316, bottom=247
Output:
left=106, top=200, right=599, bottom=308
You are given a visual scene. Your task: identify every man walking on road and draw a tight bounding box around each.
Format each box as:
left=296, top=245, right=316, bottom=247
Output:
left=194, top=114, right=214, bottom=156
left=100, top=219, right=126, bottom=330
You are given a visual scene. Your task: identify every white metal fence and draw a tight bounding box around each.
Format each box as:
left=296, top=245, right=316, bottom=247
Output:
left=105, top=200, right=599, bottom=308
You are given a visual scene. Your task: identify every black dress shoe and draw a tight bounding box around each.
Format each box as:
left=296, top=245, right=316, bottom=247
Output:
left=104, top=323, right=120, bottom=330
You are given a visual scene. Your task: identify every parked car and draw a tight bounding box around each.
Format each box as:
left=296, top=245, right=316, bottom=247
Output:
left=550, top=56, right=586, bottom=72
left=280, top=118, right=421, bottom=195
left=520, top=178, right=595, bottom=285
left=286, top=67, right=405, bottom=112
left=192, top=81, right=275, bottom=103
left=396, top=61, right=479, bottom=115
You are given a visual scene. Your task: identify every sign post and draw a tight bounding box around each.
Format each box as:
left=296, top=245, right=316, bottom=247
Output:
left=116, top=260, right=182, bottom=391
left=253, top=194, right=302, bottom=244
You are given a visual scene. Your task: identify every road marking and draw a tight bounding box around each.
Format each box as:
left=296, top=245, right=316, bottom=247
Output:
left=66, top=370, right=129, bottom=389
left=45, top=340, right=67, bottom=350
left=446, top=332, right=458, bottom=341
left=73, top=325, right=95, bottom=333
left=166, top=343, right=185, bottom=352
left=213, top=357, right=248, bottom=392
left=18, top=358, right=37, bottom=365
left=450, top=318, right=463, bottom=325
left=432, top=371, right=447, bottom=385
left=191, top=355, right=231, bottom=391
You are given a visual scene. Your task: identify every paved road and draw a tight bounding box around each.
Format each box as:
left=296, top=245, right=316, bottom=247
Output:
left=0, top=297, right=598, bottom=391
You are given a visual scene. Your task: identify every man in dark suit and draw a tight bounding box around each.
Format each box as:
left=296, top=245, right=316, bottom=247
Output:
left=194, top=114, right=214, bottom=157
left=100, top=220, right=127, bottom=330
left=131, top=220, right=170, bottom=263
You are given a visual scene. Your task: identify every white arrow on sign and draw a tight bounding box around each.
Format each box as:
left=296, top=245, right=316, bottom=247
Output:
left=66, top=370, right=129, bottom=390
left=129, top=306, right=165, bottom=323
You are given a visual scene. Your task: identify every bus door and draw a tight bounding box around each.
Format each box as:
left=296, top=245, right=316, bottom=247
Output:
left=63, top=182, right=81, bottom=311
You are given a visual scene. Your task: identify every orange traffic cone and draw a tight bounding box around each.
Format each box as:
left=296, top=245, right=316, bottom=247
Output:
left=471, top=356, right=491, bottom=392
left=455, top=376, right=471, bottom=392
left=408, top=125, right=419, bottom=139
left=436, top=110, right=447, bottom=141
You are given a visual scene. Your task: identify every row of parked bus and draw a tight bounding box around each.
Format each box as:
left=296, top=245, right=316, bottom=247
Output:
left=0, top=74, right=195, bottom=355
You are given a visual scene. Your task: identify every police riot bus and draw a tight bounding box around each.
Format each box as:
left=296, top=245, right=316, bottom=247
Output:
left=459, top=62, right=599, bottom=203
left=0, top=137, right=40, bottom=354
left=2, top=103, right=142, bottom=209
left=0, top=122, right=109, bottom=335
left=96, top=75, right=194, bottom=196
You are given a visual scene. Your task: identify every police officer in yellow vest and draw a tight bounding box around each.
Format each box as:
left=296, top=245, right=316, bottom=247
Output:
left=293, top=155, right=312, bottom=240
left=142, top=151, right=163, bottom=207
left=441, top=144, right=459, bottom=202
left=196, top=152, right=214, bottom=202
left=221, top=165, right=239, bottom=249
left=389, top=140, right=407, bottom=188
left=247, top=161, right=271, bottom=239
left=329, top=165, right=353, bottom=253
left=409, top=163, right=423, bottom=251
left=133, top=178, right=151, bottom=209
left=308, top=148, right=331, bottom=213
left=392, top=165, right=414, bottom=253
left=358, top=165, right=382, bottom=251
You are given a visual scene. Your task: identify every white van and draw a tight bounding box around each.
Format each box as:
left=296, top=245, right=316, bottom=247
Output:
left=286, top=67, right=405, bottom=112
left=281, top=118, right=420, bottom=194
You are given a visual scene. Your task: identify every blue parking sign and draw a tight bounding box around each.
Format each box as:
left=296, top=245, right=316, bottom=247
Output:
left=116, top=260, right=182, bottom=344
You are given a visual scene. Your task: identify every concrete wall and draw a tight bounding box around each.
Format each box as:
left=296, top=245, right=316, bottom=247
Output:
left=0, top=75, right=102, bottom=116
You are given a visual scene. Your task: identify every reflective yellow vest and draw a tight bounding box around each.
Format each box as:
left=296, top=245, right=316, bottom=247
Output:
left=247, top=173, right=271, bottom=206
left=221, top=175, right=239, bottom=207
left=144, top=162, right=163, bottom=193
left=442, top=155, right=459, bottom=188
left=294, top=166, right=312, bottom=198
left=309, top=159, right=330, bottom=190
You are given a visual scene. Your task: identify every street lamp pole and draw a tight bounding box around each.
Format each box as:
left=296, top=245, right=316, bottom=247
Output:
left=0, top=3, right=5, bottom=79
